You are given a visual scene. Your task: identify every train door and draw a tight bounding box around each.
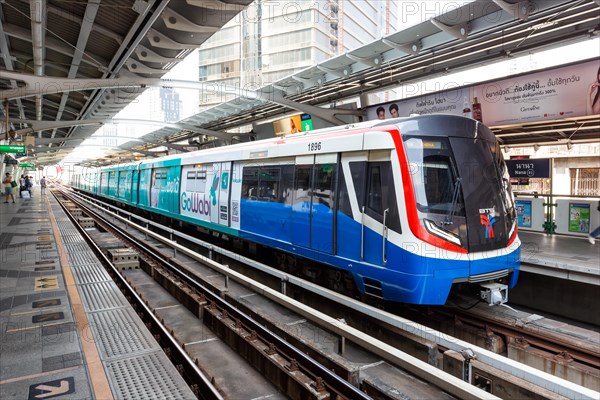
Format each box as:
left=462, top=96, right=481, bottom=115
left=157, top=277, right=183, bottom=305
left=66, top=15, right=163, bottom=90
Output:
left=291, top=154, right=336, bottom=254
left=359, top=151, right=399, bottom=267
left=218, top=162, right=231, bottom=226
left=207, top=163, right=220, bottom=225
left=131, top=169, right=139, bottom=204
left=230, top=162, right=242, bottom=230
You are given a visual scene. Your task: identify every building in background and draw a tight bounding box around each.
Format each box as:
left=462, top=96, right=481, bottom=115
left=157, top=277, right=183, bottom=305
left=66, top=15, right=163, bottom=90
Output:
left=198, top=0, right=398, bottom=109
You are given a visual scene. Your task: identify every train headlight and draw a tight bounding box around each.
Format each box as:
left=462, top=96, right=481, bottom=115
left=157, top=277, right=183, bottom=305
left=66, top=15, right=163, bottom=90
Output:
left=423, top=219, right=461, bottom=246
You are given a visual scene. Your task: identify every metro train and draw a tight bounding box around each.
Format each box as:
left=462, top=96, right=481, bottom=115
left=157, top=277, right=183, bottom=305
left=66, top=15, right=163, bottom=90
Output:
left=72, top=114, right=520, bottom=305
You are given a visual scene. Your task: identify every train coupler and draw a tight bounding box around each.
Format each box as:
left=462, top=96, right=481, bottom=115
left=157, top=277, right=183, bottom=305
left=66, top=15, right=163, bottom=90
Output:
left=479, top=282, right=508, bottom=306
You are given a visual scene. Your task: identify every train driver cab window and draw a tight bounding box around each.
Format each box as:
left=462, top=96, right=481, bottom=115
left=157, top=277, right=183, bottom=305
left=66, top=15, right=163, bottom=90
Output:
left=403, top=137, right=464, bottom=217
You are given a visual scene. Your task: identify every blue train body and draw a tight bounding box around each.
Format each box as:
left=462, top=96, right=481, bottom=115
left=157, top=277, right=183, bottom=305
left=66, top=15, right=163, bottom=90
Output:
left=72, top=115, right=520, bottom=305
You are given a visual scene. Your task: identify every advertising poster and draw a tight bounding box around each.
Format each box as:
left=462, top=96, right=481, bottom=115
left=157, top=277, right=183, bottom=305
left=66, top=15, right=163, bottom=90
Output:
left=367, top=87, right=474, bottom=121
left=365, top=59, right=599, bottom=126
left=515, top=200, right=532, bottom=228
left=273, top=114, right=312, bottom=136
left=568, top=203, right=590, bottom=233
left=474, top=60, right=600, bottom=125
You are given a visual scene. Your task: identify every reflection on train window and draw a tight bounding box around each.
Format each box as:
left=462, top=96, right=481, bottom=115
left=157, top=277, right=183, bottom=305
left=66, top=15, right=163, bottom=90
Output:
left=242, top=165, right=291, bottom=203
left=350, top=162, right=367, bottom=210
left=367, top=165, right=383, bottom=214
left=356, top=161, right=401, bottom=232
left=294, top=165, right=312, bottom=203
left=242, top=167, right=258, bottom=198
left=314, top=164, right=335, bottom=208
left=404, top=137, right=464, bottom=216
left=338, top=167, right=352, bottom=217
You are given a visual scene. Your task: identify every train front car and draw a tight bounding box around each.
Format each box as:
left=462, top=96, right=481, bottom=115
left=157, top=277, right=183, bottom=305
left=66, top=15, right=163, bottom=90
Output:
left=382, top=115, right=520, bottom=305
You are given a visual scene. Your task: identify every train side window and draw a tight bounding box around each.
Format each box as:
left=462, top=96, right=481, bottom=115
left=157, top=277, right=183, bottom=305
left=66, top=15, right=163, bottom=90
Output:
left=314, top=163, right=335, bottom=209
left=259, top=168, right=280, bottom=201
left=294, top=165, right=312, bottom=202
left=349, top=161, right=367, bottom=210
left=367, top=165, right=383, bottom=215
left=338, top=167, right=352, bottom=217
left=242, top=167, right=259, bottom=199
left=281, top=165, right=294, bottom=205
left=365, top=162, right=401, bottom=232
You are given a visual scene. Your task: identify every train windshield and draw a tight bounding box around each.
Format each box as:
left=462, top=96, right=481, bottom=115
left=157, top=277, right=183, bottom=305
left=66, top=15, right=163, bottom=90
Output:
left=404, top=137, right=465, bottom=218
left=404, top=134, right=516, bottom=252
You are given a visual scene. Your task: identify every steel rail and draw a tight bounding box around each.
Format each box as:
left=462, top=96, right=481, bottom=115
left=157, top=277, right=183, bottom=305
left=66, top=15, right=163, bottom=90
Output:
left=52, top=190, right=224, bottom=400
left=63, top=187, right=504, bottom=400
left=65, top=187, right=600, bottom=399
left=58, top=188, right=372, bottom=400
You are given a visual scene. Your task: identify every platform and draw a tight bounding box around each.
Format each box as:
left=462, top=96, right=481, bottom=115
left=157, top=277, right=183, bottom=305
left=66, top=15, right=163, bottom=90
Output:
left=0, top=194, right=194, bottom=399
left=519, top=231, right=600, bottom=285
left=512, top=231, right=600, bottom=326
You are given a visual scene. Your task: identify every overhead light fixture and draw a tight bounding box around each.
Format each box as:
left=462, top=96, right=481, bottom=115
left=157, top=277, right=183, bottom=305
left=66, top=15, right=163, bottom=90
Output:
left=566, top=140, right=573, bottom=150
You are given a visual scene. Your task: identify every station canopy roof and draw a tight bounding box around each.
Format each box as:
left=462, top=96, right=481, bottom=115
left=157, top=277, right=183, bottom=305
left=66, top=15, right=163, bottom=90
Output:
left=1, top=0, right=599, bottom=166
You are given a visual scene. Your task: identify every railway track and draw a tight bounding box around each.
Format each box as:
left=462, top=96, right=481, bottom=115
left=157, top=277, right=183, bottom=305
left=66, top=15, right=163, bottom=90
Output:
left=54, top=186, right=599, bottom=399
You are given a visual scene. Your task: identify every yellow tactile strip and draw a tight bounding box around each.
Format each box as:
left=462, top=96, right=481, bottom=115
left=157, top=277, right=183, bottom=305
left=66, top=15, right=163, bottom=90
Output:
left=46, top=197, right=114, bottom=400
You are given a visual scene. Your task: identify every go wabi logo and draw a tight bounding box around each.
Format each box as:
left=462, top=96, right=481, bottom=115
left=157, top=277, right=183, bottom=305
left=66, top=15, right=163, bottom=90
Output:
left=181, top=192, right=210, bottom=216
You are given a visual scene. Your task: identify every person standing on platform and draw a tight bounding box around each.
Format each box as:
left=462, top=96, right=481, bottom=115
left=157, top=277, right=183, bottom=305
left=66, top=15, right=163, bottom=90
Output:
left=40, top=176, right=47, bottom=195
left=24, top=175, right=33, bottom=197
left=589, top=201, right=600, bottom=244
left=3, top=172, right=16, bottom=203
left=19, top=175, right=26, bottom=198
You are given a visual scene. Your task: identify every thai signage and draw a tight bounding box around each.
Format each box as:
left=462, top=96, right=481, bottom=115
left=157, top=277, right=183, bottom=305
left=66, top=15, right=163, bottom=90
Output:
left=0, top=145, right=26, bottom=153
left=367, top=59, right=600, bottom=125
left=505, top=158, right=551, bottom=178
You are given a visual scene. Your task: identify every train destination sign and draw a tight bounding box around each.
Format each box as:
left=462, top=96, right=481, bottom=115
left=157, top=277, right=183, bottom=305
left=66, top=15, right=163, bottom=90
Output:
left=505, top=158, right=551, bottom=178
left=0, top=145, right=26, bottom=153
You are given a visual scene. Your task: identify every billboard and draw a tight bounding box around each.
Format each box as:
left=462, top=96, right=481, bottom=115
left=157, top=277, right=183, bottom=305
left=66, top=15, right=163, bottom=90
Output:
left=366, top=59, right=600, bottom=125
left=273, top=114, right=313, bottom=136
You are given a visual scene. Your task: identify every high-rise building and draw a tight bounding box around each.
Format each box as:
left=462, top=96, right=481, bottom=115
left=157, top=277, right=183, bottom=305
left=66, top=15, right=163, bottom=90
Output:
left=160, top=88, right=182, bottom=123
left=198, top=0, right=398, bottom=109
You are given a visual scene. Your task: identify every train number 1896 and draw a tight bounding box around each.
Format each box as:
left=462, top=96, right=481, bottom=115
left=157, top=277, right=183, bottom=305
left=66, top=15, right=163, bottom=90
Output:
left=308, top=142, right=322, bottom=152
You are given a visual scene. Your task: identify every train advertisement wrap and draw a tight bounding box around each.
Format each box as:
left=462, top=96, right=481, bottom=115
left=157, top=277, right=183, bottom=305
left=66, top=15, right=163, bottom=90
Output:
left=180, top=165, right=211, bottom=222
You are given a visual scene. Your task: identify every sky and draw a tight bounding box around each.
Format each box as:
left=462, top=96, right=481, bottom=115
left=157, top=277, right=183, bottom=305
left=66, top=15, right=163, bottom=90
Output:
left=60, top=0, right=600, bottom=165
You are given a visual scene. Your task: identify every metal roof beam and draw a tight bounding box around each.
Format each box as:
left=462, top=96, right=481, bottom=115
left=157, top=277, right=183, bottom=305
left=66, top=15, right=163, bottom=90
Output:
left=10, top=118, right=233, bottom=141
left=51, top=0, right=101, bottom=143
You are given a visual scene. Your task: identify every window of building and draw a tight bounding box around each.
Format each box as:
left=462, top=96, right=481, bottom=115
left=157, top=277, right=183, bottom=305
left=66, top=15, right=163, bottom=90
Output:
left=571, top=168, right=600, bottom=196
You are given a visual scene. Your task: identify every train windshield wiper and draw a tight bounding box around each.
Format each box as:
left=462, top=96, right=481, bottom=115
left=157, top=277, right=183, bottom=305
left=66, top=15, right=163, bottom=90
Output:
left=442, top=177, right=462, bottom=226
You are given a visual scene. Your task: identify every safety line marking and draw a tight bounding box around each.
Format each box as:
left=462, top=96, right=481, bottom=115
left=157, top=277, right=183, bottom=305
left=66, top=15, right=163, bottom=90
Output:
left=46, top=197, right=114, bottom=400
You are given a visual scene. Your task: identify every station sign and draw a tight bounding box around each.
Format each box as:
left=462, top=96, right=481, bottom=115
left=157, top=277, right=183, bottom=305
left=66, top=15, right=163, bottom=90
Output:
left=0, top=145, right=26, bottom=153
left=20, top=163, right=35, bottom=168
left=505, top=158, right=550, bottom=178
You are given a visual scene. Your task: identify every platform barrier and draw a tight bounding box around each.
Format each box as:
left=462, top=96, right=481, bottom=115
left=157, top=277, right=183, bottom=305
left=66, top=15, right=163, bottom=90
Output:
left=515, top=194, right=599, bottom=236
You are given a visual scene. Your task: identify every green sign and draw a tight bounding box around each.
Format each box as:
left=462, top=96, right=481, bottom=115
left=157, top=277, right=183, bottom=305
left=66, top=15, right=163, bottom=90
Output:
left=20, top=163, right=35, bottom=168
left=300, top=113, right=313, bottom=132
left=0, top=145, right=26, bottom=153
